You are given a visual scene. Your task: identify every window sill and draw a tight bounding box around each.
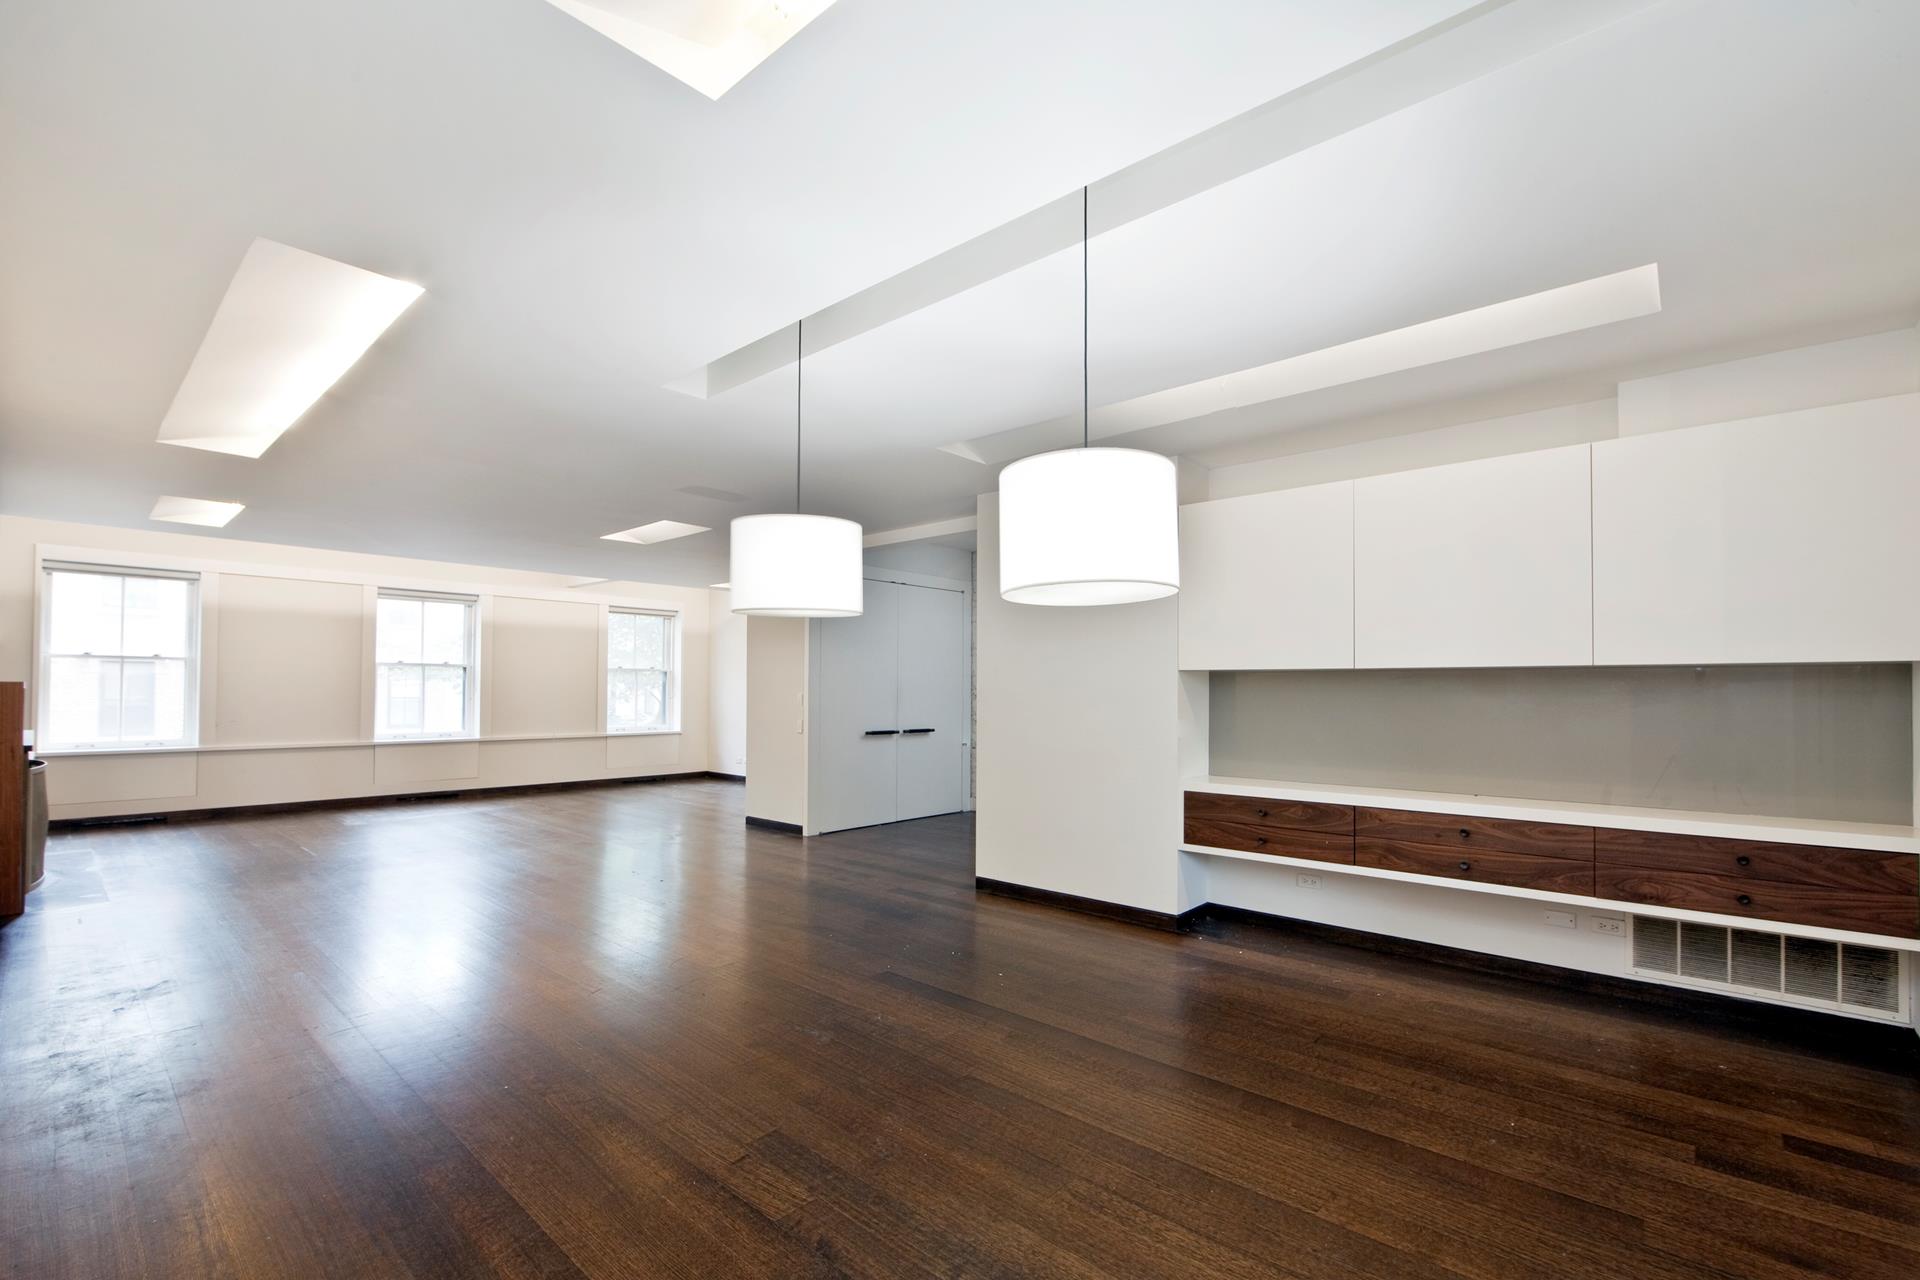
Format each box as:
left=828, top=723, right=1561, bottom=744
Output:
left=38, top=729, right=684, bottom=758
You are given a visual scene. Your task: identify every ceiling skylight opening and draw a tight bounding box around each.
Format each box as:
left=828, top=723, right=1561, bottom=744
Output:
left=150, top=496, right=246, bottom=528
left=540, top=1, right=838, bottom=100
left=157, top=239, right=423, bottom=459
left=602, top=520, right=712, bottom=545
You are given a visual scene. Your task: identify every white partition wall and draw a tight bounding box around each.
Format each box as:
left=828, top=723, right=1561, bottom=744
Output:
left=1353, top=443, right=1593, bottom=668
left=975, top=493, right=1183, bottom=914
left=1178, top=481, right=1353, bottom=670
left=1593, top=393, right=1920, bottom=665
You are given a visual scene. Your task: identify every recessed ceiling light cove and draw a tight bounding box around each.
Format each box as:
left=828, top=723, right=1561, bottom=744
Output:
left=157, top=239, right=423, bottom=459
left=149, top=496, right=246, bottom=528
left=540, top=1, right=838, bottom=100
left=602, top=520, right=711, bottom=545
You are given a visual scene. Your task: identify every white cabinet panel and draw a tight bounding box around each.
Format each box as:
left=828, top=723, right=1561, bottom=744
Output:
left=1355, top=444, right=1592, bottom=668
left=1177, top=481, right=1353, bottom=670
left=1593, top=394, right=1920, bottom=665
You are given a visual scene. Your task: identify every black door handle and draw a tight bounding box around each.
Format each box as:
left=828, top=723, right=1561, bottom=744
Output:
left=863, top=729, right=899, bottom=736
left=901, top=728, right=935, bottom=734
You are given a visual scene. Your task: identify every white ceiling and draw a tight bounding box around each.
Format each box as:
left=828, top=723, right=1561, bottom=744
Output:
left=2, top=0, right=1917, bottom=586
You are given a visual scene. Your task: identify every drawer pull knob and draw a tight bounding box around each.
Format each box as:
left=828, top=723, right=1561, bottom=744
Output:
left=1458, top=860, right=1472, bottom=872
left=1255, top=836, right=1268, bottom=846
left=1736, top=894, right=1752, bottom=907
left=1735, top=855, right=1751, bottom=867
left=1255, top=808, right=1269, bottom=818
left=1458, top=828, right=1471, bottom=839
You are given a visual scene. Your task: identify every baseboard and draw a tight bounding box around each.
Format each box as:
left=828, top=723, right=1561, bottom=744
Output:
left=745, top=815, right=803, bottom=835
left=975, top=877, right=1202, bottom=933
left=1187, top=904, right=1920, bottom=1066
left=49, top=770, right=720, bottom=828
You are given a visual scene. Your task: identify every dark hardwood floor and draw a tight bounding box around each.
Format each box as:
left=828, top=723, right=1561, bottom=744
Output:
left=3, top=779, right=1918, bottom=1279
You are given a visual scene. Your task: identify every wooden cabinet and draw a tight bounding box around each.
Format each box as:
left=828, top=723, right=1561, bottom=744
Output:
left=1594, top=827, right=1919, bottom=938
left=1592, top=393, right=1920, bottom=664
left=1353, top=444, right=1592, bottom=668
left=1184, top=787, right=1920, bottom=940
left=1355, top=838, right=1594, bottom=895
left=1177, top=481, right=1353, bottom=671
left=1356, top=807, right=1593, bottom=859
left=1182, top=791, right=1353, bottom=865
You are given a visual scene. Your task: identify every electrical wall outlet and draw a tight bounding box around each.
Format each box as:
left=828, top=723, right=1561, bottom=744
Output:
left=1295, top=873, right=1322, bottom=889
left=1591, top=915, right=1625, bottom=935
left=1543, top=909, right=1577, bottom=929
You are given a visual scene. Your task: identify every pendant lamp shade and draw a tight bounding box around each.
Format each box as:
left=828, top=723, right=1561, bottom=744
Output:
left=729, top=317, right=864, bottom=617
left=998, top=447, right=1179, bottom=606
left=730, top=513, right=864, bottom=617
left=997, top=184, right=1179, bottom=607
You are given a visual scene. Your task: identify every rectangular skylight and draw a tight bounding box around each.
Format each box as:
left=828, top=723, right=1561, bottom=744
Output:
left=602, top=520, right=711, bottom=545
left=157, top=239, right=423, bottom=459
left=541, top=1, right=838, bottom=100
left=149, top=496, right=245, bottom=528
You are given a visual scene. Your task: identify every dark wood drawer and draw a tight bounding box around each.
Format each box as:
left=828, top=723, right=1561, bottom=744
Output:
left=1595, top=829, right=1918, bottom=896
left=1185, top=818, right=1354, bottom=864
left=1184, top=791, right=1353, bottom=836
left=1356, top=838, right=1594, bottom=894
left=1356, top=807, right=1593, bottom=859
left=1594, top=865, right=1919, bottom=939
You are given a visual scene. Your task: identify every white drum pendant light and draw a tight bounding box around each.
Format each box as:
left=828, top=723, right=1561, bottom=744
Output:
left=998, top=186, right=1178, bottom=606
left=730, top=319, right=864, bottom=617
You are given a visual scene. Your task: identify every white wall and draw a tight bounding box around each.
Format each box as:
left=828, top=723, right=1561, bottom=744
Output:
left=708, top=587, right=747, bottom=776
left=0, top=514, right=712, bottom=818
left=745, top=615, right=808, bottom=828
left=974, top=492, right=1183, bottom=913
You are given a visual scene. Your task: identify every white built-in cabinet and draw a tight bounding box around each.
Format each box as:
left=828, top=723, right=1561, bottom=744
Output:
left=1353, top=444, right=1593, bottom=668
left=1177, top=392, right=1920, bottom=671
left=1177, top=482, right=1352, bottom=670
left=1592, top=393, right=1920, bottom=665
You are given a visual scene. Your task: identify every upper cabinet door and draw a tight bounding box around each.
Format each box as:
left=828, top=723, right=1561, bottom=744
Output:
left=1354, top=445, right=1593, bottom=668
left=1178, top=481, right=1353, bottom=670
left=1593, top=394, right=1920, bottom=665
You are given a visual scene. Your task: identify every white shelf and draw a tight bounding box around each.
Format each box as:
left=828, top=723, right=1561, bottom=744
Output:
left=1180, top=842, right=1920, bottom=953
left=1185, top=775, right=1920, bottom=856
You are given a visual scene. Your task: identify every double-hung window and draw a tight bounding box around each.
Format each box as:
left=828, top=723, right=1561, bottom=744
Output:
left=40, top=563, right=200, bottom=749
left=607, top=609, right=675, bottom=733
left=374, top=591, right=476, bottom=739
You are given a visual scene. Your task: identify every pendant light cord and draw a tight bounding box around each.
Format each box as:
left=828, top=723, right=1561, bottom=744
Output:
left=1082, top=184, right=1089, bottom=450
left=795, top=317, right=803, bottom=513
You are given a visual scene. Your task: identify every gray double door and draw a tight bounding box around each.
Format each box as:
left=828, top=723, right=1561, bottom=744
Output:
left=812, top=578, right=967, bottom=834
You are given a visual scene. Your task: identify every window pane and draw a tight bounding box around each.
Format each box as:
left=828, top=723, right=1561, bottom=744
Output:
left=378, top=664, right=424, bottom=734
left=607, top=613, right=636, bottom=670
left=423, top=666, right=466, bottom=735
left=608, top=668, right=638, bottom=732
left=376, top=598, right=423, bottom=664
left=636, top=671, right=666, bottom=730
left=632, top=615, right=666, bottom=670
left=122, top=576, right=192, bottom=657
left=421, top=601, right=468, bottom=665
left=48, top=655, right=118, bottom=745
left=48, top=571, right=123, bottom=655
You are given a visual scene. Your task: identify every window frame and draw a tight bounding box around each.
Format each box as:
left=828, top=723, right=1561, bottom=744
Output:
left=373, top=588, right=480, bottom=741
left=37, top=561, right=203, bottom=751
left=605, top=607, right=679, bottom=735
